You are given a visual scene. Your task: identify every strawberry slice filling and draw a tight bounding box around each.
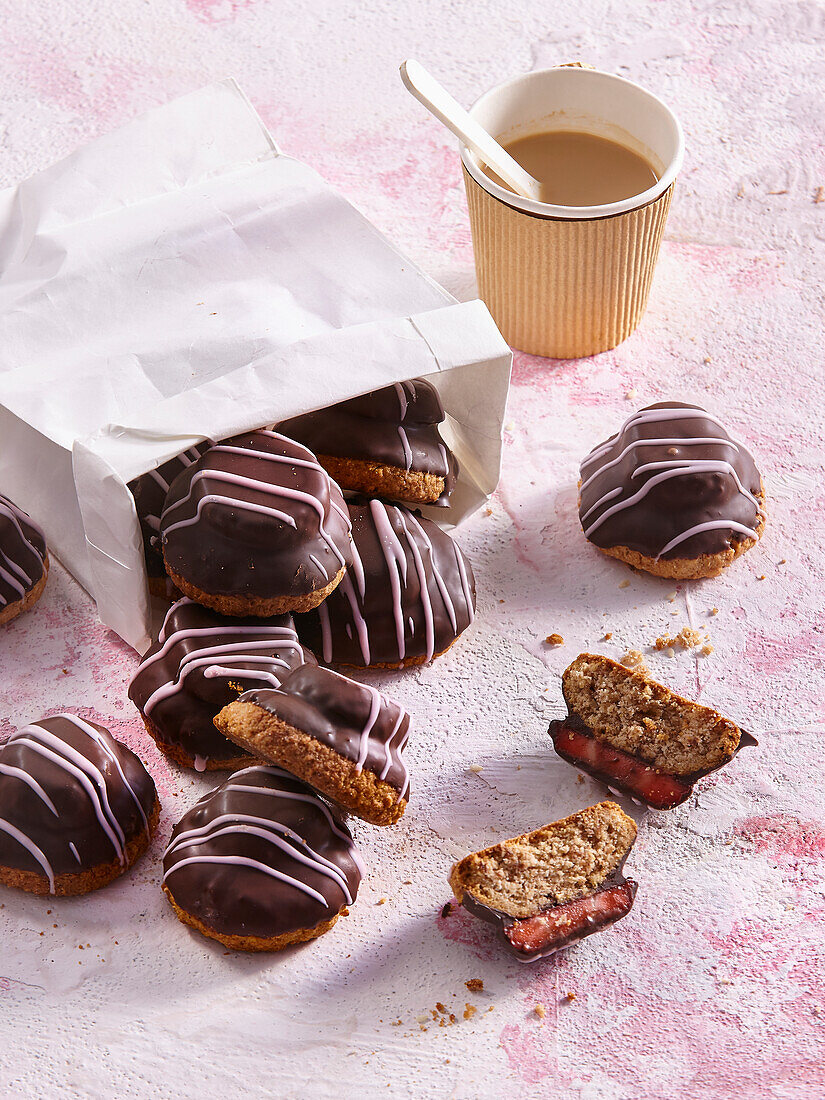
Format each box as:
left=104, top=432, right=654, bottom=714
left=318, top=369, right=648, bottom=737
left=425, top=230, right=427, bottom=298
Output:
left=505, top=882, right=636, bottom=957
left=549, top=721, right=693, bottom=809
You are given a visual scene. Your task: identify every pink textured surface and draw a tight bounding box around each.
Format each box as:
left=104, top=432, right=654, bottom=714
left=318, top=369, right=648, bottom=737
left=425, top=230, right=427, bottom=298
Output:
left=0, top=2, right=823, bottom=1098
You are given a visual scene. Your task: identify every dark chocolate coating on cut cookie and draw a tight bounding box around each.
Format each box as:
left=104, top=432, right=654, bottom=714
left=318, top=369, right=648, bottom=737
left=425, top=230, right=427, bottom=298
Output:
left=0, top=715, right=156, bottom=890
left=162, top=765, right=363, bottom=939
left=128, top=598, right=316, bottom=767
left=279, top=378, right=458, bottom=505
left=129, top=443, right=212, bottom=583
left=461, top=870, right=637, bottom=962
left=0, top=493, right=47, bottom=611
left=579, top=401, right=764, bottom=560
left=242, top=665, right=410, bottom=794
left=160, top=430, right=353, bottom=601
left=297, top=498, right=476, bottom=667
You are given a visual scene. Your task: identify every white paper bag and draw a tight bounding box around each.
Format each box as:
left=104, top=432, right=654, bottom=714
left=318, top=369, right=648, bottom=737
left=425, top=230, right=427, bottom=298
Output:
left=0, top=80, right=511, bottom=653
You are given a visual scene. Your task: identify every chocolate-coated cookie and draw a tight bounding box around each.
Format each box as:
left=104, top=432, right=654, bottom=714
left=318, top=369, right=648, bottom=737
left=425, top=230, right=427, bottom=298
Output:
left=0, top=493, right=49, bottom=626
left=279, top=378, right=458, bottom=507
left=449, top=802, right=637, bottom=961
left=129, top=443, right=211, bottom=599
left=0, top=714, right=159, bottom=896
left=215, top=664, right=410, bottom=825
left=128, top=597, right=317, bottom=771
left=162, top=765, right=364, bottom=952
left=548, top=653, right=757, bottom=809
left=297, top=498, right=475, bottom=668
left=160, top=430, right=353, bottom=616
left=579, top=401, right=765, bottom=579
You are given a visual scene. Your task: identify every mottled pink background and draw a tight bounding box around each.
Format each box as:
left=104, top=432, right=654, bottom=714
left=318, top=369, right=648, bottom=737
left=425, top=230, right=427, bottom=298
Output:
left=0, top=2, right=823, bottom=1098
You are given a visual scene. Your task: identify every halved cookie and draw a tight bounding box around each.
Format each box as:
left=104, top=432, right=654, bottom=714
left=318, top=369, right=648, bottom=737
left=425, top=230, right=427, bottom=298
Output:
left=215, top=665, right=410, bottom=825
left=549, top=653, right=756, bottom=809
left=449, top=801, right=637, bottom=961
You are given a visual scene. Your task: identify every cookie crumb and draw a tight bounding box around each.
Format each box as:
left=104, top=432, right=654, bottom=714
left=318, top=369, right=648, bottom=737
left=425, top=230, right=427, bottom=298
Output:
left=465, top=978, right=484, bottom=992
left=565, top=992, right=576, bottom=1002
left=440, top=902, right=453, bottom=919
left=700, top=643, right=714, bottom=656
left=710, top=607, right=719, bottom=616
left=620, top=649, right=647, bottom=672
left=468, top=764, right=484, bottom=774
left=625, top=389, right=636, bottom=399
left=665, top=647, right=675, bottom=658
left=758, top=574, right=766, bottom=580
left=815, top=186, right=824, bottom=204
left=703, top=356, right=712, bottom=364
left=619, top=579, right=631, bottom=589
left=534, top=1003, right=546, bottom=1019
left=602, top=631, right=613, bottom=640
left=545, top=633, right=564, bottom=645
left=376, top=897, right=387, bottom=906
left=464, top=1003, right=477, bottom=1020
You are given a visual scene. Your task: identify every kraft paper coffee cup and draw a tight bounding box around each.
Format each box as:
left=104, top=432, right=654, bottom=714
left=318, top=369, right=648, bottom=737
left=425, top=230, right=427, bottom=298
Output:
left=461, top=66, right=684, bottom=358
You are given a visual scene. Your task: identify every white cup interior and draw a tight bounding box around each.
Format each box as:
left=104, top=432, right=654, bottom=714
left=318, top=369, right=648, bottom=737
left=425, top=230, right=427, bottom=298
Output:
left=462, top=67, right=684, bottom=220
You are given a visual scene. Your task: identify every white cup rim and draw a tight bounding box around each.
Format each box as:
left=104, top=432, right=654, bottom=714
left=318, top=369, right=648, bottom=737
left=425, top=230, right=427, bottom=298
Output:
left=460, top=67, right=685, bottom=221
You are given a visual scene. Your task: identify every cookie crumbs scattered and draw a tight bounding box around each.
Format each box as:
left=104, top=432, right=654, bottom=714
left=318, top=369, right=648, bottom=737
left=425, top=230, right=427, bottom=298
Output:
left=758, top=574, right=766, bottom=580
left=545, top=633, right=564, bottom=645
left=376, top=897, right=387, bottom=906
left=703, top=356, right=712, bottom=364
left=778, top=558, right=787, bottom=565
left=700, top=643, right=714, bottom=656
left=619, top=579, right=631, bottom=589
left=665, top=647, right=675, bottom=658
left=625, top=389, right=636, bottom=400
left=534, top=1003, right=546, bottom=1019
left=736, top=185, right=745, bottom=198
left=436, top=1002, right=447, bottom=1014
left=465, top=978, right=484, bottom=992
left=485, top=507, right=493, bottom=516
left=815, top=187, right=824, bottom=204
left=440, top=902, right=453, bottom=919
left=468, top=764, right=484, bottom=774
left=710, top=607, right=719, bottom=616
left=655, top=627, right=704, bottom=651
left=464, top=1004, right=477, bottom=1020
left=602, top=632, right=612, bottom=640
left=564, top=992, right=576, bottom=1002
left=390, top=1019, right=402, bottom=1027
left=576, top=774, right=584, bottom=783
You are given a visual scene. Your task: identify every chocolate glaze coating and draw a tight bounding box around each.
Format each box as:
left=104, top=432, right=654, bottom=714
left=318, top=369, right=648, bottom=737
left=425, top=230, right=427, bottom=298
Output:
left=128, top=598, right=316, bottom=767
left=162, top=765, right=363, bottom=939
left=128, top=442, right=212, bottom=582
left=160, top=430, right=353, bottom=600
left=549, top=713, right=758, bottom=809
left=297, top=498, right=476, bottom=667
left=279, top=378, right=458, bottom=505
left=242, top=665, right=411, bottom=795
left=0, top=715, right=156, bottom=891
left=0, top=492, right=47, bottom=610
left=460, top=861, right=637, bottom=962
left=579, top=401, right=764, bottom=560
